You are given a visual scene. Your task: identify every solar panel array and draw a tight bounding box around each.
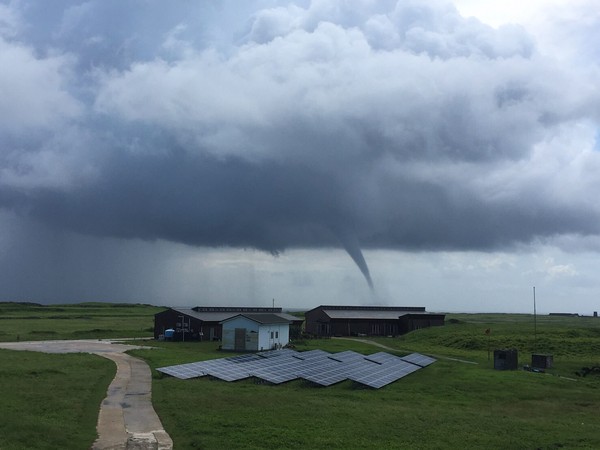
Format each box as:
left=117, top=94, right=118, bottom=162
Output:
left=157, top=349, right=435, bottom=389
left=399, top=352, right=437, bottom=367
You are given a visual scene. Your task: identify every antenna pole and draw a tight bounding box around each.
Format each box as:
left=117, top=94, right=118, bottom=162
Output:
left=533, top=286, right=537, bottom=353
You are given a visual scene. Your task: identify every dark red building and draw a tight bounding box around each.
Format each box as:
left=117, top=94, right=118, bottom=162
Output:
left=154, top=306, right=303, bottom=341
left=304, top=305, right=445, bottom=337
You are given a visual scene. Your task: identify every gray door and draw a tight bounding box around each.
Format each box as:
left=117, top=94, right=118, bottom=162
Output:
left=234, top=328, right=246, bottom=351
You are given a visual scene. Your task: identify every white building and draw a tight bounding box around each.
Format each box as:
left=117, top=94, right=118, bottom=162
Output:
left=221, top=313, right=291, bottom=351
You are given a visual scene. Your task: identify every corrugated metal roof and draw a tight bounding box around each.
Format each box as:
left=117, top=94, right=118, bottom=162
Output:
left=277, top=312, right=304, bottom=323
left=315, top=305, right=425, bottom=312
left=192, top=306, right=282, bottom=313
left=171, top=308, right=299, bottom=324
left=322, top=309, right=428, bottom=320
left=222, top=313, right=292, bottom=325
left=169, top=308, right=240, bottom=322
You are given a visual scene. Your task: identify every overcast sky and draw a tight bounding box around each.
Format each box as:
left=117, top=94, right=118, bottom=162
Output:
left=1, top=0, right=599, bottom=314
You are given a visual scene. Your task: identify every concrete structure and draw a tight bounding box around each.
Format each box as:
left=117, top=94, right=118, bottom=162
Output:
left=154, top=306, right=302, bottom=341
left=221, top=313, right=291, bottom=351
left=304, top=305, right=445, bottom=337
left=531, top=353, right=553, bottom=369
left=494, top=349, right=519, bottom=370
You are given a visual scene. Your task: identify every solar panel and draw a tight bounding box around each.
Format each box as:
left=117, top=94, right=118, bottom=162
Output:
left=226, top=354, right=262, bottom=363
left=200, top=350, right=299, bottom=381
left=303, top=358, right=381, bottom=386
left=328, top=350, right=366, bottom=362
left=257, top=349, right=298, bottom=358
left=204, top=364, right=251, bottom=381
left=293, top=349, right=331, bottom=360
left=156, top=361, right=209, bottom=379
left=156, top=366, right=199, bottom=380
left=364, top=352, right=398, bottom=364
left=249, top=355, right=304, bottom=384
left=400, top=353, right=437, bottom=367
left=203, top=356, right=268, bottom=381
left=157, top=350, right=435, bottom=388
left=349, top=360, right=421, bottom=389
left=295, top=354, right=343, bottom=385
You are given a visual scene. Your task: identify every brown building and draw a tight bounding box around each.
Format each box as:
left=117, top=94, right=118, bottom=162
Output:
left=154, top=306, right=303, bottom=341
left=304, top=305, right=445, bottom=337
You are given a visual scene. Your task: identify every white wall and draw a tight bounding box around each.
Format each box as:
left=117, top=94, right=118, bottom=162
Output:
left=221, top=316, right=259, bottom=351
left=222, top=316, right=290, bottom=351
left=257, top=323, right=289, bottom=351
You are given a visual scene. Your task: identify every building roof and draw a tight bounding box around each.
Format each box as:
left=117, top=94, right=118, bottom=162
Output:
left=192, top=306, right=282, bottom=313
left=166, top=308, right=300, bottom=324
left=168, top=308, right=238, bottom=322
left=313, top=305, right=430, bottom=321
left=221, top=313, right=292, bottom=325
left=275, top=312, right=304, bottom=324
left=322, top=310, right=426, bottom=320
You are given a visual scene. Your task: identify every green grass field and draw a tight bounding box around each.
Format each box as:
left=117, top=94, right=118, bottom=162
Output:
left=0, top=349, right=115, bottom=450
left=0, top=301, right=163, bottom=341
left=0, top=303, right=598, bottom=449
left=131, top=328, right=600, bottom=450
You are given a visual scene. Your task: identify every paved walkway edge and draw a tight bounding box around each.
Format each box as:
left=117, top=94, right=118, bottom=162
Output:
left=92, top=353, right=173, bottom=450
left=0, top=340, right=174, bottom=449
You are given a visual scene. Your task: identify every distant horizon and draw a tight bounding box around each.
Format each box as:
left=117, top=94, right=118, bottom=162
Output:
left=5, top=299, right=597, bottom=317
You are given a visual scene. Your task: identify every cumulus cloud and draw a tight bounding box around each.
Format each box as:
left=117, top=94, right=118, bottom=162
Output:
left=1, top=0, right=600, bottom=293
left=0, top=39, right=81, bottom=134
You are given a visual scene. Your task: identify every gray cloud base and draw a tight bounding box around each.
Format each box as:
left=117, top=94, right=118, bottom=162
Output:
left=1, top=0, right=600, bottom=290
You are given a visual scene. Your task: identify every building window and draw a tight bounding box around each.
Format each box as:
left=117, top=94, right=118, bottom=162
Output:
left=270, top=331, right=274, bottom=339
left=275, top=331, right=279, bottom=339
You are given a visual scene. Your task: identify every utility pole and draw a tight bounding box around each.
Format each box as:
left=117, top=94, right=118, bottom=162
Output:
left=533, top=286, right=537, bottom=353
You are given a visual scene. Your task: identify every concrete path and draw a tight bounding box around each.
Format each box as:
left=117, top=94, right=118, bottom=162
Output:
left=0, top=339, right=173, bottom=450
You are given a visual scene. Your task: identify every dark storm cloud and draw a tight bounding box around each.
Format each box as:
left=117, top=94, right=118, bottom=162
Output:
left=1, top=0, right=600, bottom=289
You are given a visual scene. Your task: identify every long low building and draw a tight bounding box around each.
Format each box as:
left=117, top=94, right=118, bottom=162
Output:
left=154, top=306, right=303, bottom=341
left=304, top=305, right=445, bottom=337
